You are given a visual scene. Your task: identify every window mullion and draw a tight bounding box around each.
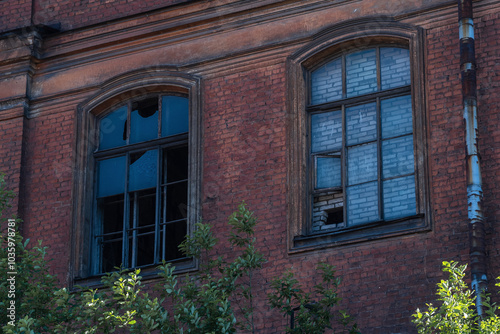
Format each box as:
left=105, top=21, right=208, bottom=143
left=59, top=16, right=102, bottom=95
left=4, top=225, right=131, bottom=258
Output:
left=92, top=180, right=100, bottom=274
left=131, top=192, right=138, bottom=268
left=341, top=104, right=347, bottom=227
left=122, top=152, right=130, bottom=270
left=126, top=101, right=131, bottom=145
left=162, top=150, right=167, bottom=260
left=376, top=47, right=381, bottom=91
left=376, top=97, right=383, bottom=221
left=341, top=55, right=346, bottom=99
left=122, top=103, right=132, bottom=271
left=154, top=147, right=161, bottom=264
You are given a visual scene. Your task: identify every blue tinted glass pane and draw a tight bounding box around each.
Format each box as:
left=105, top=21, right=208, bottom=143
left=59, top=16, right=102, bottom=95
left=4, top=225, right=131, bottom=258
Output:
left=99, top=106, right=127, bottom=150
left=316, top=157, right=341, bottom=189
left=382, top=135, right=414, bottom=179
left=311, top=58, right=342, bottom=104
left=347, top=181, right=379, bottom=226
left=162, top=96, right=189, bottom=137
left=347, top=142, right=377, bottom=185
left=130, top=98, right=159, bottom=144
left=311, top=110, right=342, bottom=153
left=129, top=150, right=158, bottom=192
left=346, top=49, right=377, bottom=98
left=97, top=156, right=126, bottom=197
left=383, top=175, right=416, bottom=220
left=381, top=95, right=413, bottom=139
left=346, top=102, right=377, bottom=146
left=381, top=47, right=411, bottom=90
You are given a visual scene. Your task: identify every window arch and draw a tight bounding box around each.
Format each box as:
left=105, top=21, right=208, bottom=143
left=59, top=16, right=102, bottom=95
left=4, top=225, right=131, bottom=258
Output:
left=287, top=18, right=430, bottom=251
left=72, top=69, right=201, bottom=281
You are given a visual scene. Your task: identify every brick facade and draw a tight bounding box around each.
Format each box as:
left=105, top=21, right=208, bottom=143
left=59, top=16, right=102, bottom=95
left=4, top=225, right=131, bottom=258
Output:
left=1, top=0, right=500, bottom=332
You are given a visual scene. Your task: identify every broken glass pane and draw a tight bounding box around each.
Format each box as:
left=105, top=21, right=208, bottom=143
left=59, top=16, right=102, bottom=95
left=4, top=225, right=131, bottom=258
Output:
left=381, top=47, right=411, bottom=90
left=346, top=102, right=377, bottom=146
left=97, top=156, right=126, bottom=198
left=130, top=98, right=159, bottom=144
left=316, top=156, right=341, bottom=189
left=99, top=106, right=127, bottom=150
left=311, top=110, right=342, bottom=153
left=162, top=96, right=189, bottom=137
left=129, top=150, right=158, bottom=192
left=346, top=49, right=377, bottom=98
left=311, top=58, right=342, bottom=104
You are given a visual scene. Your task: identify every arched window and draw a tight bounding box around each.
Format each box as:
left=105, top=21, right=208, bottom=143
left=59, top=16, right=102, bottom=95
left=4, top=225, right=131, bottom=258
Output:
left=310, top=46, right=415, bottom=231
left=93, top=94, right=190, bottom=274
left=287, top=19, right=430, bottom=251
left=73, top=70, right=201, bottom=281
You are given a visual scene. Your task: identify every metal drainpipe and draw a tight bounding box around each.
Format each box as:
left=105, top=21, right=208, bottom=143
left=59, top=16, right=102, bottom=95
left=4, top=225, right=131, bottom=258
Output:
left=458, top=0, right=487, bottom=317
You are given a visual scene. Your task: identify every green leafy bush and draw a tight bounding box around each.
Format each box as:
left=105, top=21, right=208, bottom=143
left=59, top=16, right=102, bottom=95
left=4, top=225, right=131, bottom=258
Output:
left=0, top=174, right=357, bottom=333
left=413, top=261, right=500, bottom=334
left=268, top=263, right=359, bottom=334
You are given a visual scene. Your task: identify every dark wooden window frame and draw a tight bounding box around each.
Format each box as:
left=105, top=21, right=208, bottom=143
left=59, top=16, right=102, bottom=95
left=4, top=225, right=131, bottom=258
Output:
left=286, top=18, right=430, bottom=253
left=71, top=68, right=202, bottom=287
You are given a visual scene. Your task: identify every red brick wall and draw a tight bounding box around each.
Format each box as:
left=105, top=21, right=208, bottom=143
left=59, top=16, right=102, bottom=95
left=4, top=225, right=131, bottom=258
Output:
left=19, top=110, right=74, bottom=282
left=0, top=0, right=32, bottom=32
left=32, top=0, right=189, bottom=31
left=0, top=0, right=190, bottom=33
left=0, top=114, right=24, bottom=219
left=476, top=11, right=500, bottom=290
left=202, top=63, right=289, bottom=331
left=1, top=1, right=499, bottom=332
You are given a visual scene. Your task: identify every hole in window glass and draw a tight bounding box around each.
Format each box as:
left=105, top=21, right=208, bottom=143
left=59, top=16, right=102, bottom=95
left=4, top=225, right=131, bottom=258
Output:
left=312, top=192, right=343, bottom=232
left=130, top=98, right=159, bottom=144
left=326, top=207, right=343, bottom=225
left=99, top=106, right=128, bottom=150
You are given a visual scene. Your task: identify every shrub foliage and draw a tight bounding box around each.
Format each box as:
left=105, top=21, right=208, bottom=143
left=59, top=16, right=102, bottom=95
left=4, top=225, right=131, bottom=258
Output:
left=0, top=175, right=356, bottom=333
